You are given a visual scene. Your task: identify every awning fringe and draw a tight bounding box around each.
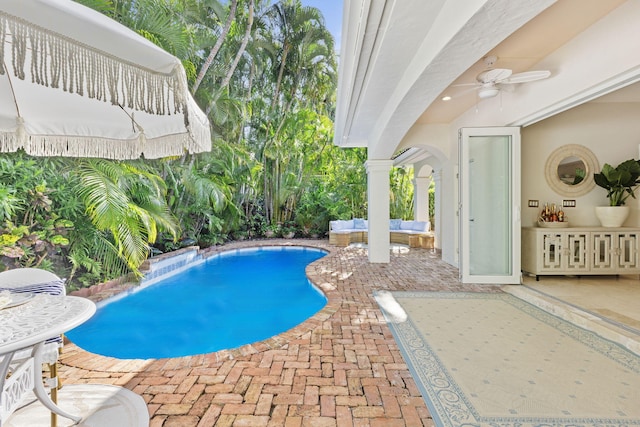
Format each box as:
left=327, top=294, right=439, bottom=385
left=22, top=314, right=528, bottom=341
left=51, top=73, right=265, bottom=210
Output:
left=0, top=130, right=210, bottom=160
left=0, top=9, right=212, bottom=159
left=0, top=10, right=186, bottom=117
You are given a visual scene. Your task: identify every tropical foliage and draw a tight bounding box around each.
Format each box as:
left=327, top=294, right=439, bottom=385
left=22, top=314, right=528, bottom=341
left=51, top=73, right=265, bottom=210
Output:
left=0, top=0, right=417, bottom=288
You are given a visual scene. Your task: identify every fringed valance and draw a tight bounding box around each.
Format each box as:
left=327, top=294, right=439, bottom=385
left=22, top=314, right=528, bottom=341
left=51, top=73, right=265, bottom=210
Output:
left=0, top=130, right=211, bottom=160
left=0, top=5, right=212, bottom=160
left=0, top=10, right=187, bottom=116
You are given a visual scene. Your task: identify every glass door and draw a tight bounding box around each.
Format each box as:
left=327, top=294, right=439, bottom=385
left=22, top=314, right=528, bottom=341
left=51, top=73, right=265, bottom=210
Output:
left=459, top=127, right=521, bottom=284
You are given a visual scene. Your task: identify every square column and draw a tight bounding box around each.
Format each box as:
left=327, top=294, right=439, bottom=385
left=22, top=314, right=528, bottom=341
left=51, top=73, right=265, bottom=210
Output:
left=432, top=169, right=442, bottom=250
left=366, top=160, right=393, bottom=263
left=413, top=177, right=431, bottom=224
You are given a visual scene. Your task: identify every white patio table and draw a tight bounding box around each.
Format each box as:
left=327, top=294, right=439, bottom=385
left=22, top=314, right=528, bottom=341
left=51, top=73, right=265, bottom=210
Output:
left=0, top=294, right=95, bottom=426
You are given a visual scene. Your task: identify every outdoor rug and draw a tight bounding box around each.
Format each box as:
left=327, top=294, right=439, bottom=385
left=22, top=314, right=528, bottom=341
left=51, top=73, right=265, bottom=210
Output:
left=374, top=291, right=640, bottom=427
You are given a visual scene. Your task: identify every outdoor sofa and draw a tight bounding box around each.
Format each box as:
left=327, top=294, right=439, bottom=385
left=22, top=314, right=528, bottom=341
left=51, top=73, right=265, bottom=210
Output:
left=329, top=219, right=433, bottom=248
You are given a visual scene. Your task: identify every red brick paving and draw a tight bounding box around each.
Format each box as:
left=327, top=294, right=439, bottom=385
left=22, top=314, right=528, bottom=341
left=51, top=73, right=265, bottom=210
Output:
left=58, top=240, right=497, bottom=426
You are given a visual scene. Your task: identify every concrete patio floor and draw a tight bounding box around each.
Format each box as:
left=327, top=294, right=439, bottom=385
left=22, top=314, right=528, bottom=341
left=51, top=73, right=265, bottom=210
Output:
left=55, top=239, right=639, bottom=427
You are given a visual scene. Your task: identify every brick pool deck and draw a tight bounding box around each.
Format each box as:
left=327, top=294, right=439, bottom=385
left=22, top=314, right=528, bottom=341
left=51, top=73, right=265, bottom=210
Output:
left=59, top=239, right=498, bottom=427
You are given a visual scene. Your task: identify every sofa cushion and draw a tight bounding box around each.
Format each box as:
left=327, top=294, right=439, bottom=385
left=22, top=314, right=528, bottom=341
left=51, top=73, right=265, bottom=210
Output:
left=353, top=218, right=367, bottom=230
left=331, top=229, right=353, bottom=234
left=400, top=221, right=415, bottom=230
left=390, top=229, right=410, bottom=235
left=332, top=219, right=355, bottom=231
left=390, top=219, right=402, bottom=230
left=412, top=221, right=428, bottom=232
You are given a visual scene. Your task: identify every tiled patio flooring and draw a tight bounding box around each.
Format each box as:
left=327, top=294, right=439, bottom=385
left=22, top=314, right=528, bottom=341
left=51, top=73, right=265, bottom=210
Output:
left=57, top=239, right=499, bottom=427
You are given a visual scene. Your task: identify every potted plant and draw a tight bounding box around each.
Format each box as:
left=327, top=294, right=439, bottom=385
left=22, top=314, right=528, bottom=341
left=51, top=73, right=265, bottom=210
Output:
left=593, top=159, right=640, bottom=226
left=282, top=221, right=297, bottom=239
left=262, top=223, right=280, bottom=238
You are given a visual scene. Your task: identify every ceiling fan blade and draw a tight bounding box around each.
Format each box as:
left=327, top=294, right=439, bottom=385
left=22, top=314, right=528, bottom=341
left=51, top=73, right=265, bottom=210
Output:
left=501, top=70, right=551, bottom=84
left=496, top=82, right=515, bottom=92
left=476, top=68, right=512, bottom=84
left=451, top=82, right=481, bottom=88
left=447, top=83, right=501, bottom=100
left=446, top=86, right=480, bottom=98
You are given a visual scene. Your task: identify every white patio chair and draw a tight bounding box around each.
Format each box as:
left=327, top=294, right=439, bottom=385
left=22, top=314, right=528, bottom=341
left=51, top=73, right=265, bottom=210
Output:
left=0, top=268, right=67, bottom=427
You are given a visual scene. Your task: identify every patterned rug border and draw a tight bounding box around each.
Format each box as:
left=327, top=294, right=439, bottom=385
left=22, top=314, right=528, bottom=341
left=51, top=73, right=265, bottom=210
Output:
left=379, top=291, right=640, bottom=427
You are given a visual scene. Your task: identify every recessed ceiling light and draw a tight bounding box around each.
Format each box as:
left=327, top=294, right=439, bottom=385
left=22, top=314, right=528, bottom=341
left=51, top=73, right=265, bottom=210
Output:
left=441, top=96, right=452, bottom=101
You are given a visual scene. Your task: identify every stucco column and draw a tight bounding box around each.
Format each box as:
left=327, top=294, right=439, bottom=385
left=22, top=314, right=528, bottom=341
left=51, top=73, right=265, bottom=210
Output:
left=413, top=177, right=431, bottom=223
left=366, top=160, right=393, bottom=263
left=432, top=169, right=442, bottom=249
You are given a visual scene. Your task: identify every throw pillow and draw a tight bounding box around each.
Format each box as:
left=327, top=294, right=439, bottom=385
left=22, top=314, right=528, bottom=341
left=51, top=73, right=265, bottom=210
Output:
left=390, top=219, right=402, bottom=230
left=412, top=221, right=428, bottom=232
left=400, top=221, right=415, bottom=230
left=354, top=218, right=367, bottom=229
left=341, top=219, right=354, bottom=230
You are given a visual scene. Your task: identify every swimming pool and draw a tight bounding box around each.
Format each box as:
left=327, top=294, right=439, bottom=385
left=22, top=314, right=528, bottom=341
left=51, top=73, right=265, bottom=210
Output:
left=66, top=246, right=327, bottom=359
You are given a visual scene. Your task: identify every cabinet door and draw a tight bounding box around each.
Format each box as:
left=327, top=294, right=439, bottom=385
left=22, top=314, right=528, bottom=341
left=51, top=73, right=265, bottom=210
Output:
left=592, top=232, right=614, bottom=271
left=540, top=232, right=563, bottom=271
left=565, top=232, right=590, bottom=272
left=615, top=232, right=640, bottom=270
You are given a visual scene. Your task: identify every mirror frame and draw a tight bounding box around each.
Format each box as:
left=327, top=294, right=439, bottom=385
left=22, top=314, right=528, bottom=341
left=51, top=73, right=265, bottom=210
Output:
left=544, top=144, right=599, bottom=197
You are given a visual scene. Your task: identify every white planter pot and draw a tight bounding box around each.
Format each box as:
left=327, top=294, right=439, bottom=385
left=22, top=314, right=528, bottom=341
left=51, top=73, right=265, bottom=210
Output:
left=595, top=206, right=630, bottom=227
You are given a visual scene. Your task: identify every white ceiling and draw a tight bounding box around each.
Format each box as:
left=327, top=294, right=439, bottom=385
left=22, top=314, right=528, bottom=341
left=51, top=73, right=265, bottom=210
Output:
left=335, top=0, right=640, bottom=164
left=418, top=0, right=629, bottom=124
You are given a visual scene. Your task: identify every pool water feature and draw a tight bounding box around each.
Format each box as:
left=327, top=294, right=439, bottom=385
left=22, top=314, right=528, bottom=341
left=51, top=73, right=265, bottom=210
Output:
left=66, top=246, right=328, bottom=359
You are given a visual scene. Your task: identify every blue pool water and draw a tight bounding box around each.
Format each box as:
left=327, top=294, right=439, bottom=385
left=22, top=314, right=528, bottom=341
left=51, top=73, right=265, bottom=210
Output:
left=67, top=246, right=327, bottom=359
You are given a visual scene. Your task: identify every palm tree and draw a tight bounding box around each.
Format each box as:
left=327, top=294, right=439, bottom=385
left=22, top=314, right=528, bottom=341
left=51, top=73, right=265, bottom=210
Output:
left=22, top=0, right=370, bottom=286
left=266, top=1, right=331, bottom=107
left=192, top=0, right=238, bottom=94
left=253, top=0, right=335, bottom=224
left=205, top=0, right=255, bottom=115
left=75, top=159, right=179, bottom=275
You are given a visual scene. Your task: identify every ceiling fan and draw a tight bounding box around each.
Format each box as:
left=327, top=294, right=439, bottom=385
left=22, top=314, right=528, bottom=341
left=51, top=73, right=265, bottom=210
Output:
left=456, top=56, right=551, bottom=99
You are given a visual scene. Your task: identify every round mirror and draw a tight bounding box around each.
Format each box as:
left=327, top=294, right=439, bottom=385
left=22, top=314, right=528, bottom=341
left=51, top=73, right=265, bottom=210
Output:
left=557, top=156, right=586, bottom=186
left=545, top=145, right=598, bottom=197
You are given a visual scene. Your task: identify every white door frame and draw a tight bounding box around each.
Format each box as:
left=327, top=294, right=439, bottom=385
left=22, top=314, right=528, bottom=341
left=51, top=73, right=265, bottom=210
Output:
left=459, top=127, right=521, bottom=284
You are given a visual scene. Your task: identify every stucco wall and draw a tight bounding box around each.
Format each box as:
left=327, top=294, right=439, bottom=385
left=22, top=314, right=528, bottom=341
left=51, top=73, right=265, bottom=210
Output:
left=522, top=101, right=640, bottom=227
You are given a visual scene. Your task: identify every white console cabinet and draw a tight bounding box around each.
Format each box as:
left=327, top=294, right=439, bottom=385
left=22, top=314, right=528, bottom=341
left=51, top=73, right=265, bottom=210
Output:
left=521, top=227, right=640, bottom=279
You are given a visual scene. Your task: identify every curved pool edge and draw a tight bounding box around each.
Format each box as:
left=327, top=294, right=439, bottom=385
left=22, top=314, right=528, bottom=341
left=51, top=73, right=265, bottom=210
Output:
left=63, top=239, right=342, bottom=372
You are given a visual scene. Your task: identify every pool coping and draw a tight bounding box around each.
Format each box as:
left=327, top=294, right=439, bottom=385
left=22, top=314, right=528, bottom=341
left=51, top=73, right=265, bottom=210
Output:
left=64, top=239, right=341, bottom=372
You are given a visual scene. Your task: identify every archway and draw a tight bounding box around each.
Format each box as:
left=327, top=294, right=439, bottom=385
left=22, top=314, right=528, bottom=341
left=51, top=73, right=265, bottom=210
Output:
left=393, top=146, right=446, bottom=251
